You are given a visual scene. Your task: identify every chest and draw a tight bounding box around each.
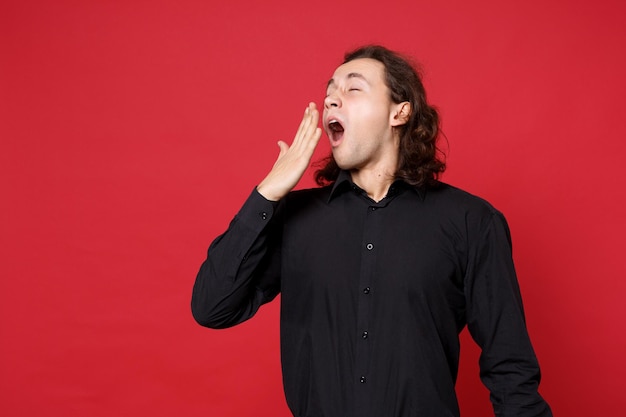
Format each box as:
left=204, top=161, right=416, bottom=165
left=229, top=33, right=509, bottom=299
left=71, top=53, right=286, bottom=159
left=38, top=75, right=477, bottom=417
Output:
left=280, top=197, right=467, bottom=298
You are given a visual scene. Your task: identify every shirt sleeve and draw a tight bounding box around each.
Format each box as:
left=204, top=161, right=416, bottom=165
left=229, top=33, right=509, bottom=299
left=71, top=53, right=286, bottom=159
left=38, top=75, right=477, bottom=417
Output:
left=464, top=210, right=553, bottom=417
left=191, top=188, right=282, bottom=329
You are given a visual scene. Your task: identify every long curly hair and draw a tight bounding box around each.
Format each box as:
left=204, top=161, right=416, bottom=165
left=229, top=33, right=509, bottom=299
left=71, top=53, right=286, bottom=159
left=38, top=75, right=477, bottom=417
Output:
left=315, top=45, right=446, bottom=188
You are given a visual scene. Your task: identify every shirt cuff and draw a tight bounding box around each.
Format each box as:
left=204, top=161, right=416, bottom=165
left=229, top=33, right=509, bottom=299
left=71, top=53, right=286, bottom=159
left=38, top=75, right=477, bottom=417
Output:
left=234, top=187, right=280, bottom=234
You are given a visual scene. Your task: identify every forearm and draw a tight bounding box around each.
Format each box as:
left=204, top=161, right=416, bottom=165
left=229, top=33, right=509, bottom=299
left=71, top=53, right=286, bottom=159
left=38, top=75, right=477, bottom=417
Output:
left=191, top=189, right=280, bottom=329
left=479, top=348, right=552, bottom=417
left=192, top=103, right=319, bottom=328
left=466, top=212, right=552, bottom=417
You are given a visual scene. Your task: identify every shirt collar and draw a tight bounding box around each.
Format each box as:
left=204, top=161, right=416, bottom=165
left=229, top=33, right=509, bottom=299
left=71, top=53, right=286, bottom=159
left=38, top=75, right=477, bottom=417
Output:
left=327, top=170, right=425, bottom=203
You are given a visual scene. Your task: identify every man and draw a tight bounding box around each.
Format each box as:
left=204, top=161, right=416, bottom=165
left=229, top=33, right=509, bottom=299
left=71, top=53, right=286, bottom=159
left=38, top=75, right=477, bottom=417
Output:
left=192, top=45, right=552, bottom=417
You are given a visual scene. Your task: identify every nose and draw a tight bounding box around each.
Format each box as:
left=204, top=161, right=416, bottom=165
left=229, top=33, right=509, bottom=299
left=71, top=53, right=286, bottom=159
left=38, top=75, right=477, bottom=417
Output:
left=324, top=92, right=341, bottom=109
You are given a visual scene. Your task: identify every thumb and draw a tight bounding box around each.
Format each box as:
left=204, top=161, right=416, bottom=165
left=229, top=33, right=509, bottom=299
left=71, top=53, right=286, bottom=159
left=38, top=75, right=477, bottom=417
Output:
left=277, top=140, right=289, bottom=158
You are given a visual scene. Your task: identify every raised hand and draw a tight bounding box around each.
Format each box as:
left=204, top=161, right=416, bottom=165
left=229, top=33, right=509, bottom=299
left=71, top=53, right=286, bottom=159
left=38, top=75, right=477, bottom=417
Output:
left=256, top=102, right=322, bottom=201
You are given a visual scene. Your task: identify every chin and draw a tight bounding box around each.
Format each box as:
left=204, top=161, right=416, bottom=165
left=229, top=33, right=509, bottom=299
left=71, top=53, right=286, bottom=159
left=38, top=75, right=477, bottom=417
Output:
left=333, top=159, right=357, bottom=171
left=331, top=152, right=350, bottom=170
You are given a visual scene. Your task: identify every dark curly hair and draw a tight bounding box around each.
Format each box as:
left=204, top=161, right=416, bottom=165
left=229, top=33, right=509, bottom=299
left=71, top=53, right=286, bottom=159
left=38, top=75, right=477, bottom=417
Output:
left=315, top=45, right=446, bottom=188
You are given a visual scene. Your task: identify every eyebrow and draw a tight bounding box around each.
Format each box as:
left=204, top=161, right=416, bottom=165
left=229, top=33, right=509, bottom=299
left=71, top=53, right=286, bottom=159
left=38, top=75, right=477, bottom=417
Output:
left=326, top=72, right=369, bottom=89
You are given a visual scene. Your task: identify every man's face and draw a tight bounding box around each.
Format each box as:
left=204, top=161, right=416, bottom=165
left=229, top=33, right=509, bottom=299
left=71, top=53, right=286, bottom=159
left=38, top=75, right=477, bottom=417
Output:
left=323, top=58, right=405, bottom=172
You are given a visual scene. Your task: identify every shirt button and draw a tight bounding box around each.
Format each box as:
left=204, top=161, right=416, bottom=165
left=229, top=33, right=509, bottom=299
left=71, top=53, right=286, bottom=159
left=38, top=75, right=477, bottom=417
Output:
left=363, top=287, right=370, bottom=294
left=362, top=331, right=368, bottom=339
left=260, top=212, right=268, bottom=220
left=360, top=376, right=366, bottom=383
left=370, top=207, right=377, bottom=211
left=366, top=243, right=374, bottom=250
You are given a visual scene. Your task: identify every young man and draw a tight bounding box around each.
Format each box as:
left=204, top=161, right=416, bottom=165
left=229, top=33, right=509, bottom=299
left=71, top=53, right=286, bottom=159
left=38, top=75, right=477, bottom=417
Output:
left=192, top=45, right=552, bottom=417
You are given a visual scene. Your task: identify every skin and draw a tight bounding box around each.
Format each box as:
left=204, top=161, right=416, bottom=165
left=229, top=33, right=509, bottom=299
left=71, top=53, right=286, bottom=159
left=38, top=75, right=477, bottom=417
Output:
left=257, top=58, right=410, bottom=203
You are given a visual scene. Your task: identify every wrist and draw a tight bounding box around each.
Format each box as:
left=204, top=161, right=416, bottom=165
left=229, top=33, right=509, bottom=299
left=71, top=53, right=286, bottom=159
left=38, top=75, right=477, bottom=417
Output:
left=256, top=183, right=283, bottom=202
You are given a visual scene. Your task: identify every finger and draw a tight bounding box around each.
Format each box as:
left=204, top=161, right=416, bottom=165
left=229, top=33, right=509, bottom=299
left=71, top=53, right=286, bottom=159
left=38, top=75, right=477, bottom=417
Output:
left=293, top=103, right=319, bottom=150
left=301, top=106, right=320, bottom=147
left=307, top=127, right=322, bottom=151
left=293, top=105, right=314, bottom=145
left=299, top=127, right=322, bottom=159
left=305, top=105, right=320, bottom=138
left=296, top=103, right=318, bottom=139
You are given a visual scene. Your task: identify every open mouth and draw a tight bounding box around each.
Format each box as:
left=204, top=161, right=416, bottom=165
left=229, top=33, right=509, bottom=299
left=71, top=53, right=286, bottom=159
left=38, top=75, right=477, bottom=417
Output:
left=328, top=120, right=344, bottom=133
left=327, top=119, right=344, bottom=145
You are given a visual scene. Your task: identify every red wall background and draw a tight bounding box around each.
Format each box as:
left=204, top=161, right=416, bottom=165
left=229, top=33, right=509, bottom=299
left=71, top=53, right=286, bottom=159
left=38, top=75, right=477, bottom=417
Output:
left=2, top=1, right=625, bottom=416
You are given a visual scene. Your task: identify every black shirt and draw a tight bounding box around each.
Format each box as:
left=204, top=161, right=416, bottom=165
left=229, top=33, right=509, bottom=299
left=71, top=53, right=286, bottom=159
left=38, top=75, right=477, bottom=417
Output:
left=192, top=171, right=552, bottom=417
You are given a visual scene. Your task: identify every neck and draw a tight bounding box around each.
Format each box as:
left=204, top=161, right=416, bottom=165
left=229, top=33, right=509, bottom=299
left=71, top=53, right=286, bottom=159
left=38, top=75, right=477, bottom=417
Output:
left=345, top=133, right=400, bottom=202
left=350, top=167, right=396, bottom=202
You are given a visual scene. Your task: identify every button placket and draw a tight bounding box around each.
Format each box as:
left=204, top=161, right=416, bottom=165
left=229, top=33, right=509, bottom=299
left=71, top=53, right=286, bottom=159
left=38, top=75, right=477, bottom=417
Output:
left=355, top=203, right=381, bottom=400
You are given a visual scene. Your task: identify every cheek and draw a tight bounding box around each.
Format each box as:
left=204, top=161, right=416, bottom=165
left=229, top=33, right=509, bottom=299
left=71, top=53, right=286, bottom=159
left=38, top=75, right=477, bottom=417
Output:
left=358, top=100, right=389, bottom=122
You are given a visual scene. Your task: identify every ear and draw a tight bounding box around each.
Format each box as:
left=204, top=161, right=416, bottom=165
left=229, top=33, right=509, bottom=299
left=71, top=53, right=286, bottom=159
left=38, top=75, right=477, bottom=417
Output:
left=390, top=102, right=411, bottom=127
